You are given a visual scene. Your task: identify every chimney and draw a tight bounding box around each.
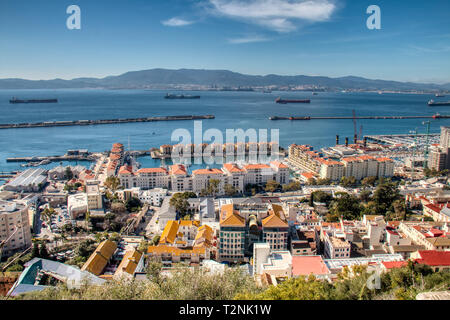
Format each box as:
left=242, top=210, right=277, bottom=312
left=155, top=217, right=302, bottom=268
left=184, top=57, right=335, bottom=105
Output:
left=345, top=137, right=349, bottom=146
left=363, top=137, right=367, bottom=148
left=336, top=135, right=339, bottom=145
left=354, top=134, right=358, bottom=144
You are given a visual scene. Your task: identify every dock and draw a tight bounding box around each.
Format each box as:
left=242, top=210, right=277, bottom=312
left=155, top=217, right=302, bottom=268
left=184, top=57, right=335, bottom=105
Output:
left=0, top=115, right=215, bottom=130
left=269, top=115, right=450, bottom=120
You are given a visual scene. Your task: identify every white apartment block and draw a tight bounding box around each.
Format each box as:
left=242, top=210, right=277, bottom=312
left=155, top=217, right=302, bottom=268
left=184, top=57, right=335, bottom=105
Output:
left=0, top=200, right=32, bottom=258
left=118, top=161, right=289, bottom=195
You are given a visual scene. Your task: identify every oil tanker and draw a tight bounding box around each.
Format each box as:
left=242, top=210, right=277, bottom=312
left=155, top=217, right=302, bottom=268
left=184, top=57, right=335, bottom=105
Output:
left=165, top=93, right=200, bottom=99
left=428, top=100, right=450, bottom=106
left=10, top=97, right=58, bottom=104
left=275, top=97, right=310, bottom=104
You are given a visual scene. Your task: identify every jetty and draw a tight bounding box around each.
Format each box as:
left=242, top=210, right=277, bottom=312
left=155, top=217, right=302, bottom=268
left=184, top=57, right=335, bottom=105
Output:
left=269, top=114, right=450, bottom=120
left=0, top=115, right=215, bottom=130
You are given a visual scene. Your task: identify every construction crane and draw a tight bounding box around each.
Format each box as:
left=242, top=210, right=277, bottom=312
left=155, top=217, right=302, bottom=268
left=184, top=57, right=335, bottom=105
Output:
left=352, top=110, right=358, bottom=144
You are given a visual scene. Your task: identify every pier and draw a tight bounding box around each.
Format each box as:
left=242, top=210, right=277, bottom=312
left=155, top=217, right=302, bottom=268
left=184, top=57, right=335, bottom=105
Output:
left=6, top=154, right=96, bottom=163
left=0, top=115, right=215, bottom=130
left=269, top=115, right=450, bottom=120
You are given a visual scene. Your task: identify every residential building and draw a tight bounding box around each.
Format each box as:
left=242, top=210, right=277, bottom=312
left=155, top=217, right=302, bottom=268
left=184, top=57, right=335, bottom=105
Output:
left=113, top=249, right=145, bottom=280
left=81, top=240, right=117, bottom=276
left=0, top=200, right=32, bottom=258
left=411, top=250, right=450, bottom=272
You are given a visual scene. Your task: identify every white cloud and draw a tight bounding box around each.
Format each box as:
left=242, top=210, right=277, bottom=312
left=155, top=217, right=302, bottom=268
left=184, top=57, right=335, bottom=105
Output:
left=162, top=17, right=194, bottom=27
left=208, top=0, right=336, bottom=32
left=228, top=35, right=271, bottom=44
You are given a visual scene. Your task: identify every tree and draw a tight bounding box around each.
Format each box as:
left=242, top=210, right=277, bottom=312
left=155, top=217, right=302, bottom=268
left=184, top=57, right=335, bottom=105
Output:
left=104, top=176, right=121, bottom=193
left=31, top=241, right=40, bottom=258
left=224, top=184, right=238, bottom=197
left=359, top=189, right=372, bottom=203
left=282, top=181, right=301, bottom=192
left=307, top=177, right=317, bottom=185
left=265, top=180, right=280, bottom=193
left=170, top=193, right=190, bottom=215
left=125, top=197, right=142, bottom=212
left=340, top=176, right=356, bottom=187
left=310, top=191, right=333, bottom=206
left=361, top=176, right=377, bottom=187
left=151, top=235, right=160, bottom=246
left=111, top=202, right=127, bottom=214
left=329, top=192, right=362, bottom=220
left=206, top=179, right=220, bottom=197
left=64, top=167, right=74, bottom=181
left=372, top=181, right=402, bottom=215
left=316, top=178, right=331, bottom=185
left=39, top=243, right=49, bottom=259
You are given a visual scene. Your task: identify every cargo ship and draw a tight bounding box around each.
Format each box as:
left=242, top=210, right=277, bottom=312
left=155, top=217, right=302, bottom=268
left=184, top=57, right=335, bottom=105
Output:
left=165, top=93, right=200, bottom=99
left=10, top=97, right=58, bottom=104
left=428, top=100, right=450, bottom=106
left=275, top=97, right=310, bottom=104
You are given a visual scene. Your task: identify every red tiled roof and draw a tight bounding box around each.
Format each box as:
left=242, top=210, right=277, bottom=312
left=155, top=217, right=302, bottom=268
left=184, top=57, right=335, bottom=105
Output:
left=415, top=250, right=450, bottom=266
left=382, top=261, right=407, bottom=269
left=292, top=256, right=330, bottom=276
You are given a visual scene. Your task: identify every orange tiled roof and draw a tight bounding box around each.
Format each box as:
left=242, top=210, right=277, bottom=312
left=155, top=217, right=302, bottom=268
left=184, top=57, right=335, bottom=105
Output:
left=137, top=167, right=168, bottom=174
left=81, top=240, right=117, bottom=276
left=317, top=158, right=343, bottom=166
left=223, top=163, right=245, bottom=173
left=118, top=165, right=133, bottom=175
left=114, top=249, right=142, bottom=277
left=160, top=220, right=179, bottom=244
left=270, top=161, right=288, bottom=169
left=192, top=168, right=223, bottom=175
left=220, top=204, right=245, bottom=227
left=170, top=164, right=187, bottom=175
left=301, top=172, right=316, bottom=179
left=244, top=164, right=271, bottom=170
left=262, top=213, right=288, bottom=228
left=376, top=157, right=394, bottom=162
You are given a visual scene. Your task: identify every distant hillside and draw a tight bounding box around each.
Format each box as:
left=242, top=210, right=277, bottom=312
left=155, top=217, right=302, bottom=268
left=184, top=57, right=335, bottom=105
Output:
left=0, top=68, right=449, bottom=91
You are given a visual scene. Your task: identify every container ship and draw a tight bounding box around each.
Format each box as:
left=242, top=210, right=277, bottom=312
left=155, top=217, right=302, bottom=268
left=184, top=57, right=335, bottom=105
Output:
left=275, top=97, right=310, bottom=104
left=165, top=93, right=200, bottom=99
left=10, top=97, right=58, bottom=104
left=428, top=100, right=450, bottom=106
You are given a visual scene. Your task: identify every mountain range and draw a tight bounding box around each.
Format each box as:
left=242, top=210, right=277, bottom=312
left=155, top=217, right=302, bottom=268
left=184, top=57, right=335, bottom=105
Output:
left=1, top=68, right=449, bottom=91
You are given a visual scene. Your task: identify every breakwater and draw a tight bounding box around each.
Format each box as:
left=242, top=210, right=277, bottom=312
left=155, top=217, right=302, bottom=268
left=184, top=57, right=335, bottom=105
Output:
left=0, top=115, right=215, bottom=130
left=269, top=115, right=450, bottom=120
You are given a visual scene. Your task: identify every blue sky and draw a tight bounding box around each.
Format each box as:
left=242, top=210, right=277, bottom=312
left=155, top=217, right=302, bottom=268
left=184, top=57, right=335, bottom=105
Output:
left=0, top=0, right=449, bottom=83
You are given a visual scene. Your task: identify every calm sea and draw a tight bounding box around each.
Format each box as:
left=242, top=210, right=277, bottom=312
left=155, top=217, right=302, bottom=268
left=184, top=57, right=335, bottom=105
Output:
left=0, top=89, right=448, bottom=176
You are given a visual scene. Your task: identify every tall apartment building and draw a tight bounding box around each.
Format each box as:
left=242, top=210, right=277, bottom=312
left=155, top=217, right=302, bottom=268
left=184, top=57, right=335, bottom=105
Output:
left=428, top=126, right=450, bottom=171
left=218, top=203, right=289, bottom=263
left=0, top=200, right=32, bottom=258
left=289, top=144, right=394, bottom=181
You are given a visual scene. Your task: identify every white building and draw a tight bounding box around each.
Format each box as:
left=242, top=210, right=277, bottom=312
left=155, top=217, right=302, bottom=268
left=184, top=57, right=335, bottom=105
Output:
left=0, top=200, right=32, bottom=258
left=67, top=193, right=88, bottom=219
left=4, top=168, right=47, bottom=192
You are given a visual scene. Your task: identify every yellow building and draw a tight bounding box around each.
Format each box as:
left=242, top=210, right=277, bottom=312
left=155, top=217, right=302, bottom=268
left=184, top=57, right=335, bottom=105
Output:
left=81, top=240, right=117, bottom=276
